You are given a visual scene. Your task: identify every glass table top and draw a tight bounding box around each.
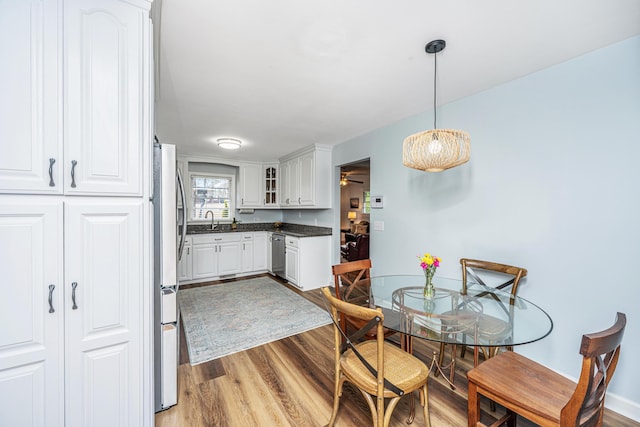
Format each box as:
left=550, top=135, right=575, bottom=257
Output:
left=369, top=275, right=553, bottom=347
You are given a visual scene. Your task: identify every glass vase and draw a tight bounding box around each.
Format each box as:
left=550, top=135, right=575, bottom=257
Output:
left=423, top=268, right=435, bottom=299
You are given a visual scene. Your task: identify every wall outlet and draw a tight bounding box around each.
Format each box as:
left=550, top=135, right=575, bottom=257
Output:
left=374, top=220, right=384, bottom=231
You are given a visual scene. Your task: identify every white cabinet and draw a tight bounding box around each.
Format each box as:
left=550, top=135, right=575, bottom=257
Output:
left=263, top=164, right=278, bottom=207
left=0, top=0, right=62, bottom=194
left=238, top=163, right=263, bottom=207
left=64, top=200, right=144, bottom=426
left=0, top=0, right=147, bottom=196
left=0, top=198, right=64, bottom=426
left=192, top=234, right=242, bottom=278
left=267, top=232, right=273, bottom=274
left=238, top=163, right=279, bottom=208
left=241, top=234, right=254, bottom=273
left=63, top=0, right=146, bottom=196
left=178, top=237, right=192, bottom=282
left=253, top=232, right=268, bottom=271
left=0, top=197, right=146, bottom=427
left=279, top=145, right=331, bottom=208
left=285, top=237, right=299, bottom=285
left=297, top=150, right=315, bottom=206
left=192, top=243, right=218, bottom=279
left=285, top=235, right=332, bottom=290
left=0, top=1, right=151, bottom=425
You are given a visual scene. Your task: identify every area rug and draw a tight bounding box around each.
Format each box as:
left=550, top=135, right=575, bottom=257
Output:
left=178, top=276, right=332, bottom=365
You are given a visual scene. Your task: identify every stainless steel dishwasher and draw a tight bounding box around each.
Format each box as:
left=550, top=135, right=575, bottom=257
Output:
left=271, top=232, right=286, bottom=279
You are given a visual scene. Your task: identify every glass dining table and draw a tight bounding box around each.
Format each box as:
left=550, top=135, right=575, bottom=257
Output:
left=369, top=275, right=553, bottom=388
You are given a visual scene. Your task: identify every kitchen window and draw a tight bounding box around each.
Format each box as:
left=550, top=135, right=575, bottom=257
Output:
left=190, top=173, right=235, bottom=221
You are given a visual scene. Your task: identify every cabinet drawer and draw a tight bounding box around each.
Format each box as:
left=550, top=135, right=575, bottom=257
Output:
left=285, top=237, right=299, bottom=248
left=192, top=233, right=242, bottom=245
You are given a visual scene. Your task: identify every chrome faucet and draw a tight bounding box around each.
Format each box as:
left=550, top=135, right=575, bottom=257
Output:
left=205, top=210, right=217, bottom=230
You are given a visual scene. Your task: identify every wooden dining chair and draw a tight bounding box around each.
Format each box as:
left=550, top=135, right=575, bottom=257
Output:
left=467, top=312, right=626, bottom=427
left=321, top=287, right=431, bottom=427
left=438, top=258, right=527, bottom=385
left=333, top=259, right=396, bottom=341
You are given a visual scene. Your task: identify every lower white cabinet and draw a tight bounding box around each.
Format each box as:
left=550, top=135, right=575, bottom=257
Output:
left=0, top=198, right=63, bottom=426
left=241, top=234, right=254, bottom=273
left=0, top=196, right=145, bottom=427
left=177, top=237, right=192, bottom=282
left=184, top=232, right=270, bottom=283
left=285, top=235, right=331, bottom=290
left=253, top=232, right=268, bottom=272
left=285, top=240, right=299, bottom=285
left=192, top=233, right=242, bottom=279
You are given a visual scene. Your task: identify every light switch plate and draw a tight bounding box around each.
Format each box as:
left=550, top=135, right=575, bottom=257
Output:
left=371, top=195, right=384, bottom=208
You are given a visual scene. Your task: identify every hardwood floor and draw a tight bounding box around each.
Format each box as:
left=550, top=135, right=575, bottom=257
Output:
left=156, top=275, right=638, bottom=427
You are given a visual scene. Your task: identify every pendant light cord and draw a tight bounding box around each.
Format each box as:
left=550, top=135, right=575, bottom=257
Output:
left=433, top=50, right=437, bottom=129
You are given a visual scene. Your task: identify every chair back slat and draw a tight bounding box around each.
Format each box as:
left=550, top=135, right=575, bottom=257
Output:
left=460, top=258, right=527, bottom=297
left=561, top=312, right=626, bottom=426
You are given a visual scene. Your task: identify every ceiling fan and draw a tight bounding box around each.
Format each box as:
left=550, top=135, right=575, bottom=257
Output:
left=340, top=173, right=364, bottom=186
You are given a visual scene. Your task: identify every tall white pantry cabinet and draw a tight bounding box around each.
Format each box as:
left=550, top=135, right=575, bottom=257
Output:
left=0, top=1, right=153, bottom=426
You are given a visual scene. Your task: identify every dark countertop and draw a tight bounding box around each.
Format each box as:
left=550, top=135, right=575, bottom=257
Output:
left=185, top=222, right=332, bottom=238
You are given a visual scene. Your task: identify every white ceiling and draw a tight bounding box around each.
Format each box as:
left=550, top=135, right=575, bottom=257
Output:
left=154, top=0, right=640, bottom=162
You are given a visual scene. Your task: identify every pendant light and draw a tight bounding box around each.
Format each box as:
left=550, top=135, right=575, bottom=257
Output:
left=402, top=40, right=470, bottom=172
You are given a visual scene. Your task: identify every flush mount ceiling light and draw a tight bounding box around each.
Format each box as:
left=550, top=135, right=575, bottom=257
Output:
left=216, top=138, right=242, bottom=150
left=402, top=39, right=470, bottom=172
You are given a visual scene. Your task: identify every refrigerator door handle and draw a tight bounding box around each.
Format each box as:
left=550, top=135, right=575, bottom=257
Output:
left=177, top=168, right=187, bottom=261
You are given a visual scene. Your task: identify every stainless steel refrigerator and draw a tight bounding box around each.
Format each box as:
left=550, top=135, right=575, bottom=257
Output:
left=152, top=141, right=187, bottom=412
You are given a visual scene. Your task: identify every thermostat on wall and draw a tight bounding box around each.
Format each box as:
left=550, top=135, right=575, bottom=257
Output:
left=371, top=195, right=384, bottom=208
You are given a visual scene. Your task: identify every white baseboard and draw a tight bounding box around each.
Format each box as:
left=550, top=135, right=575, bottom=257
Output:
left=606, top=392, right=640, bottom=423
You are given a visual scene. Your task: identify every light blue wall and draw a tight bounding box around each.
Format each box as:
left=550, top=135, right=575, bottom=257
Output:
left=332, top=36, right=640, bottom=417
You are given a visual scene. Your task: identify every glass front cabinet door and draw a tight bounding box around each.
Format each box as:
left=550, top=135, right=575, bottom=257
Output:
left=264, top=164, right=278, bottom=206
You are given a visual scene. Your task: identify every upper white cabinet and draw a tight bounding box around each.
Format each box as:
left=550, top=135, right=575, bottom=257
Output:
left=0, top=0, right=62, bottom=194
left=263, top=164, right=278, bottom=207
left=0, top=0, right=147, bottom=196
left=279, top=144, right=331, bottom=208
left=238, top=162, right=279, bottom=208
left=238, top=162, right=263, bottom=208
left=63, top=0, right=146, bottom=196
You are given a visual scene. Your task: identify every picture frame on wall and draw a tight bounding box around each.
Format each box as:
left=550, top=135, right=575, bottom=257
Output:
left=350, top=198, right=359, bottom=208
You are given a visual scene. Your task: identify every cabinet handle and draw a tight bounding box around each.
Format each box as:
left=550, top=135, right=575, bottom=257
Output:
left=48, top=284, right=55, bottom=313
left=48, top=158, right=56, bottom=187
left=70, top=160, right=77, bottom=188
left=187, top=247, right=190, bottom=255
left=241, top=198, right=244, bottom=204
left=71, top=282, right=78, bottom=309
left=298, top=197, right=301, bottom=204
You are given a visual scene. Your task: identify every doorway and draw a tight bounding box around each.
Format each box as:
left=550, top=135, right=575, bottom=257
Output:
left=339, top=159, right=370, bottom=263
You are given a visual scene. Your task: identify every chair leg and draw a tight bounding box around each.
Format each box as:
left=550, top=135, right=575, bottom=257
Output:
left=327, top=375, right=345, bottom=426
left=467, top=381, right=481, bottom=427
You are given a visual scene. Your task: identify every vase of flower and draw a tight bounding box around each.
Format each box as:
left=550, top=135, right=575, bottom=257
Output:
left=424, top=268, right=435, bottom=299
left=418, top=252, right=441, bottom=300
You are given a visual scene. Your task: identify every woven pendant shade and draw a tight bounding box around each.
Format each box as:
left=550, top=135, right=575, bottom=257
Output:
left=403, top=39, right=470, bottom=173
left=403, top=128, right=470, bottom=172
